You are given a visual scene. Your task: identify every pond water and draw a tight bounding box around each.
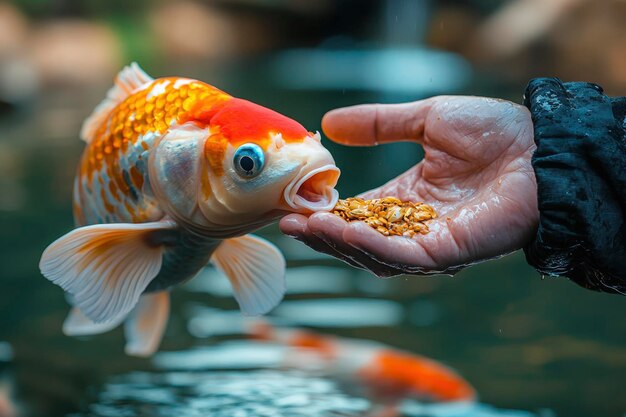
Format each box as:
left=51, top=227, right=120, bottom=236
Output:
left=1, top=61, right=625, bottom=417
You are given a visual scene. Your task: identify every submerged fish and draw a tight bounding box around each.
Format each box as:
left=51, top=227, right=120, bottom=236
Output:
left=250, top=322, right=476, bottom=404
left=39, top=63, right=340, bottom=356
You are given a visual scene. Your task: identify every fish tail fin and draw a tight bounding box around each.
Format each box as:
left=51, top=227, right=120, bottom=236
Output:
left=63, top=307, right=127, bottom=336
left=39, top=221, right=176, bottom=324
left=62, top=293, right=169, bottom=357
left=80, top=62, right=154, bottom=143
left=124, top=292, right=170, bottom=357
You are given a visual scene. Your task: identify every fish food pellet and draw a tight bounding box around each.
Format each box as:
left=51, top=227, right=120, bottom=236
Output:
left=332, top=197, right=437, bottom=237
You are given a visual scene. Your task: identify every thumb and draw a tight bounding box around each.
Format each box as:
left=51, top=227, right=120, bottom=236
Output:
left=321, top=99, right=435, bottom=146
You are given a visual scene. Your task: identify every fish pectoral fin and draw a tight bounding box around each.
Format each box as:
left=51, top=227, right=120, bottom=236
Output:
left=63, top=307, right=127, bottom=336
left=39, top=221, right=176, bottom=324
left=211, top=234, right=286, bottom=316
left=124, top=292, right=170, bottom=357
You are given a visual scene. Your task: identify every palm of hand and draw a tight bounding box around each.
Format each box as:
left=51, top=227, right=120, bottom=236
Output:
left=281, top=97, right=539, bottom=276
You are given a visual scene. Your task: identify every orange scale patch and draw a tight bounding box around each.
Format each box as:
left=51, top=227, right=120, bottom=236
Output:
left=129, top=166, right=144, bottom=190
left=108, top=180, right=120, bottom=201
left=100, top=188, right=115, bottom=215
left=79, top=78, right=229, bottom=186
left=204, top=133, right=229, bottom=177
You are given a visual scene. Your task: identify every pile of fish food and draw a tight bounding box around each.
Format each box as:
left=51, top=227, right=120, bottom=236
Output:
left=332, top=197, right=437, bottom=237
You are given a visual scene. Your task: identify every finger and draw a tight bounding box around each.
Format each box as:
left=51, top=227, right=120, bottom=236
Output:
left=307, top=213, right=406, bottom=277
left=279, top=214, right=341, bottom=256
left=279, top=214, right=371, bottom=271
left=279, top=214, right=311, bottom=240
left=321, top=99, right=436, bottom=146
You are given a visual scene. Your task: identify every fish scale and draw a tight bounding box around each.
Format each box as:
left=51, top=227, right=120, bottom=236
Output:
left=74, top=77, right=230, bottom=226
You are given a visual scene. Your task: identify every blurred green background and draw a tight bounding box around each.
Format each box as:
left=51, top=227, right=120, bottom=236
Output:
left=1, top=1, right=625, bottom=416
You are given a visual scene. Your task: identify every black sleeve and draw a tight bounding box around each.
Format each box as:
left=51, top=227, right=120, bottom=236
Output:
left=523, top=78, right=626, bottom=294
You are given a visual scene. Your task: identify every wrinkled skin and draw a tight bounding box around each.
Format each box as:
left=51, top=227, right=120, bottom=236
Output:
left=280, top=96, right=539, bottom=277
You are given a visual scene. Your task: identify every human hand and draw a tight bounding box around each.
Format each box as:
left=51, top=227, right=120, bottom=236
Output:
left=280, top=96, right=539, bottom=276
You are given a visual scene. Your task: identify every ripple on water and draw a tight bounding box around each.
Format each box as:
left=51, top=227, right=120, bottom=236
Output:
left=72, top=340, right=538, bottom=417
left=183, top=265, right=354, bottom=297
left=72, top=369, right=370, bottom=417
left=153, top=341, right=287, bottom=370
left=272, top=298, right=404, bottom=328
left=0, top=342, right=13, bottom=362
left=72, top=367, right=537, bottom=417
left=184, top=306, right=248, bottom=338
left=400, top=400, right=536, bottom=417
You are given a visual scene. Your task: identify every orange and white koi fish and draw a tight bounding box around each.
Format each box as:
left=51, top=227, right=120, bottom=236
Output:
left=250, top=322, right=476, bottom=404
left=39, top=63, right=340, bottom=357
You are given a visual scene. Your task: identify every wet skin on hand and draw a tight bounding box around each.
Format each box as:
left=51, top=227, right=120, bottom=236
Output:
left=280, top=96, right=539, bottom=277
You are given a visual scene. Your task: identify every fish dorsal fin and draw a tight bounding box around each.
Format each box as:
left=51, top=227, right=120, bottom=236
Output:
left=124, top=292, right=170, bottom=357
left=80, top=62, right=154, bottom=143
left=211, top=235, right=286, bottom=316
left=39, top=220, right=176, bottom=323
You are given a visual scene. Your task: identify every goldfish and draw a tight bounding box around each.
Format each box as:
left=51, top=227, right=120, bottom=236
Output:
left=250, top=322, right=476, bottom=404
left=39, top=63, right=340, bottom=357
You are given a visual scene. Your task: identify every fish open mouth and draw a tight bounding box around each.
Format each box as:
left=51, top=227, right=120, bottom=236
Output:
left=284, top=164, right=340, bottom=213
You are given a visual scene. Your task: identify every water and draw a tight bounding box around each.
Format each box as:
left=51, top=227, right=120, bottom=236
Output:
left=79, top=369, right=370, bottom=417
left=1, top=66, right=626, bottom=417
left=68, top=342, right=535, bottom=417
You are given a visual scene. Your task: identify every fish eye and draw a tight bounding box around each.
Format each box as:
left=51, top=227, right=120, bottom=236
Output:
left=233, top=143, right=265, bottom=178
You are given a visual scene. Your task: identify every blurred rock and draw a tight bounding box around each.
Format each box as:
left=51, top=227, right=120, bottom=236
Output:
left=27, top=20, right=123, bottom=86
left=469, top=0, right=583, bottom=62
left=0, top=3, right=28, bottom=59
left=0, top=58, right=37, bottom=103
left=150, top=1, right=236, bottom=59
left=149, top=1, right=274, bottom=60
left=549, top=0, right=626, bottom=92
left=426, top=6, right=481, bottom=55
left=0, top=4, right=34, bottom=109
left=0, top=382, right=16, bottom=417
left=462, top=0, right=626, bottom=93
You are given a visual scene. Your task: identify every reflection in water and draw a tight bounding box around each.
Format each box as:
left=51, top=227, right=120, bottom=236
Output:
left=0, top=342, right=17, bottom=417
left=153, top=341, right=286, bottom=370
left=282, top=267, right=354, bottom=295
left=73, top=370, right=370, bottom=417
left=249, top=322, right=476, bottom=403
left=270, top=48, right=471, bottom=96
left=185, top=265, right=355, bottom=297
left=273, top=298, right=404, bottom=328
left=73, top=339, right=535, bottom=417
left=399, top=400, right=535, bottom=417
left=0, top=344, right=12, bottom=363
left=185, top=307, right=250, bottom=338
left=183, top=294, right=408, bottom=337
